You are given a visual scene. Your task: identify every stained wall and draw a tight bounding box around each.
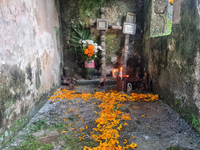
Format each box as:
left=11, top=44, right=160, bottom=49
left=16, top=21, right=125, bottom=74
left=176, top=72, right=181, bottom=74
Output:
left=59, top=0, right=144, bottom=78
left=143, top=0, right=200, bottom=131
left=0, top=0, right=62, bottom=147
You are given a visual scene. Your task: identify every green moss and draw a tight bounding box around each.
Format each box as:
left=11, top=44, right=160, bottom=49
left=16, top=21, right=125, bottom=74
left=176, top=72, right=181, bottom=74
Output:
left=58, top=131, right=98, bottom=149
left=54, top=26, right=60, bottom=39
left=27, top=119, right=49, bottom=133
left=105, top=32, right=123, bottom=65
left=54, top=0, right=58, bottom=12
left=12, top=135, right=53, bottom=150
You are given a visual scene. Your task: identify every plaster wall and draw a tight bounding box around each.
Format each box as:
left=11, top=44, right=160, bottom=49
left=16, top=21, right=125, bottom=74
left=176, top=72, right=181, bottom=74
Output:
left=143, top=0, right=200, bottom=131
left=0, top=0, right=62, bottom=147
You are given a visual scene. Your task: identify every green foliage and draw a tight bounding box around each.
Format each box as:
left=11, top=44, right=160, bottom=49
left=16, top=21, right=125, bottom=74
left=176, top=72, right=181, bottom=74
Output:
left=26, top=119, right=48, bottom=132
left=79, top=0, right=104, bottom=11
left=14, top=119, right=25, bottom=126
left=70, top=23, right=92, bottom=53
left=79, top=0, right=105, bottom=19
left=192, top=114, right=199, bottom=127
left=59, top=131, right=98, bottom=149
left=13, top=135, right=53, bottom=150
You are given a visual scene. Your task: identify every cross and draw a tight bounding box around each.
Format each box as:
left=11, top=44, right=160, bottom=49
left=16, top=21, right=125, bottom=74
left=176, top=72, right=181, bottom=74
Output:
left=122, top=12, right=136, bottom=74
left=87, top=9, right=135, bottom=77
left=96, top=7, right=122, bottom=77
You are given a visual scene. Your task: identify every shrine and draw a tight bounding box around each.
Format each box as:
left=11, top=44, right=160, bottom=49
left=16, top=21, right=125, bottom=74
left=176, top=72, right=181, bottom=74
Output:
left=1, top=0, right=200, bottom=149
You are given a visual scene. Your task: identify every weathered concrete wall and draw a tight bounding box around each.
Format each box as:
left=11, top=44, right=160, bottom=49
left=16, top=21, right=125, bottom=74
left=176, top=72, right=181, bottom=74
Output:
left=60, top=0, right=144, bottom=77
left=143, top=0, right=200, bottom=131
left=0, top=0, right=62, bottom=147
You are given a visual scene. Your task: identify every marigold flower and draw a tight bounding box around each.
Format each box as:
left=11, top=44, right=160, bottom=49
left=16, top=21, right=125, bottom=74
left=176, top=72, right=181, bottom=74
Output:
left=84, top=49, right=89, bottom=54
left=88, top=45, right=95, bottom=50
left=48, top=88, right=159, bottom=149
left=169, top=0, right=173, bottom=4
left=124, top=139, right=127, bottom=144
left=123, top=122, right=128, bottom=125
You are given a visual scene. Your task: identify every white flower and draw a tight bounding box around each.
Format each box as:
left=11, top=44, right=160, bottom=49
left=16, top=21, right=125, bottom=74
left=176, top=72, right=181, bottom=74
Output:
left=93, top=43, right=98, bottom=46
left=94, top=49, right=98, bottom=53
left=79, top=39, right=82, bottom=43
left=94, top=45, right=98, bottom=50
left=86, top=40, right=93, bottom=45
left=82, top=40, right=86, bottom=44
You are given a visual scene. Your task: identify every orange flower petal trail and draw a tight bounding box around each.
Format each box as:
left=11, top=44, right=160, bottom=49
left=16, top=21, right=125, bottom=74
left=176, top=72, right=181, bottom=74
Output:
left=48, top=89, right=159, bottom=150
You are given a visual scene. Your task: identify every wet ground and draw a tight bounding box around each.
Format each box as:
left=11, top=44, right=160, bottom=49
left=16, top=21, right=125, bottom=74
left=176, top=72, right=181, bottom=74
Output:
left=3, top=85, right=200, bottom=150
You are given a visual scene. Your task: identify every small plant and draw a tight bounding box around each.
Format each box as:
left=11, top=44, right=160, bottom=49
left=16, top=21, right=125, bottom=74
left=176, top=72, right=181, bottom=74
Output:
left=28, top=119, right=49, bottom=132
left=13, top=135, right=53, bottom=150
left=192, top=114, right=199, bottom=127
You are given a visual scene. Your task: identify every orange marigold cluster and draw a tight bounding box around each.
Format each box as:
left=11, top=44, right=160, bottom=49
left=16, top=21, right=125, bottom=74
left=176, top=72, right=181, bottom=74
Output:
left=84, top=45, right=95, bottom=57
left=48, top=89, right=159, bottom=150
left=169, top=0, right=173, bottom=4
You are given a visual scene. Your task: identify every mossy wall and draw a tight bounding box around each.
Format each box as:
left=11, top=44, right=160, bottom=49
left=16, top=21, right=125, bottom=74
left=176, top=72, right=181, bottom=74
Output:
left=0, top=0, right=62, bottom=148
left=59, top=0, right=144, bottom=77
left=143, top=0, right=200, bottom=131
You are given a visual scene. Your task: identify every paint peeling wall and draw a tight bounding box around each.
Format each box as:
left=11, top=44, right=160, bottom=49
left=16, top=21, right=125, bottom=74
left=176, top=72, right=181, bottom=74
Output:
left=143, top=0, right=200, bottom=131
left=0, top=0, right=62, bottom=147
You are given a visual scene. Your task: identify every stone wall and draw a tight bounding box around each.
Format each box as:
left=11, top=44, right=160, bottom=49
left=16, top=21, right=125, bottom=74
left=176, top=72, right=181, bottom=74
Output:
left=0, top=0, right=62, bottom=147
left=60, top=0, right=144, bottom=78
left=143, top=0, right=200, bottom=131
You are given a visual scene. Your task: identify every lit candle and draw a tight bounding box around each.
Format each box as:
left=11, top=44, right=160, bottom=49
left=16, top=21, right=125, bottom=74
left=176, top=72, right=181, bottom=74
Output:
left=112, top=68, right=119, bottom=78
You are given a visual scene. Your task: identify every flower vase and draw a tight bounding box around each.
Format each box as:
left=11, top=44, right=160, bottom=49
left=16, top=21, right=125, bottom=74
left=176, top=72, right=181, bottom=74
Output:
left=84, top=60, right=95, bottom=77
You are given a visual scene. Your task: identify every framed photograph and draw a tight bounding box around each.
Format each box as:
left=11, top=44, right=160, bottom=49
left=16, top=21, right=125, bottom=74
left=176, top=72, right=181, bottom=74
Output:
left=123, top=22, right=136, bottom=35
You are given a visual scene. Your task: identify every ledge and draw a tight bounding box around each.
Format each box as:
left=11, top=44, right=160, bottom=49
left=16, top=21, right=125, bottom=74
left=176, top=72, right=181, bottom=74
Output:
left=77, top=77, right=116, bottom=85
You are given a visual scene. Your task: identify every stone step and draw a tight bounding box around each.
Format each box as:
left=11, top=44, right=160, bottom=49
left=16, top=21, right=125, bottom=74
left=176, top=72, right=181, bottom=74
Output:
left=77, top=77, right=116, bottom=85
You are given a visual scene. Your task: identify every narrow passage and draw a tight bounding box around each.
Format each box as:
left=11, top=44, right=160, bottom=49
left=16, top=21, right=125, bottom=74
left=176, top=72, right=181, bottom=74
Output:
left=6, top=85, right=200, bottom=150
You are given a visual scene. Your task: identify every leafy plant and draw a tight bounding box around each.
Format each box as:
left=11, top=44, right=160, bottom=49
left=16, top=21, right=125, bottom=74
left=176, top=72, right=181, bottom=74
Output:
left=13, top=135, right=53, bottom=150
left=192, top=114, right=199, bottom=127
left=69, top=23, right=92, bottom=53
left=27, top=119, right=48, bottom=132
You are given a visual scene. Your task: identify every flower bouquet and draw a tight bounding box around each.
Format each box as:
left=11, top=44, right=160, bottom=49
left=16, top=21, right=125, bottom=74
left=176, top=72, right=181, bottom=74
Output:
left=79, top=39, right=103, bottom=62
left=69, top=25, right=103, bottom=77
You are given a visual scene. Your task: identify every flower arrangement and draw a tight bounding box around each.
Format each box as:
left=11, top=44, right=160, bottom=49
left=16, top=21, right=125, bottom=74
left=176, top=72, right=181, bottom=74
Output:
left=79, top=39, right=103, bottom=61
